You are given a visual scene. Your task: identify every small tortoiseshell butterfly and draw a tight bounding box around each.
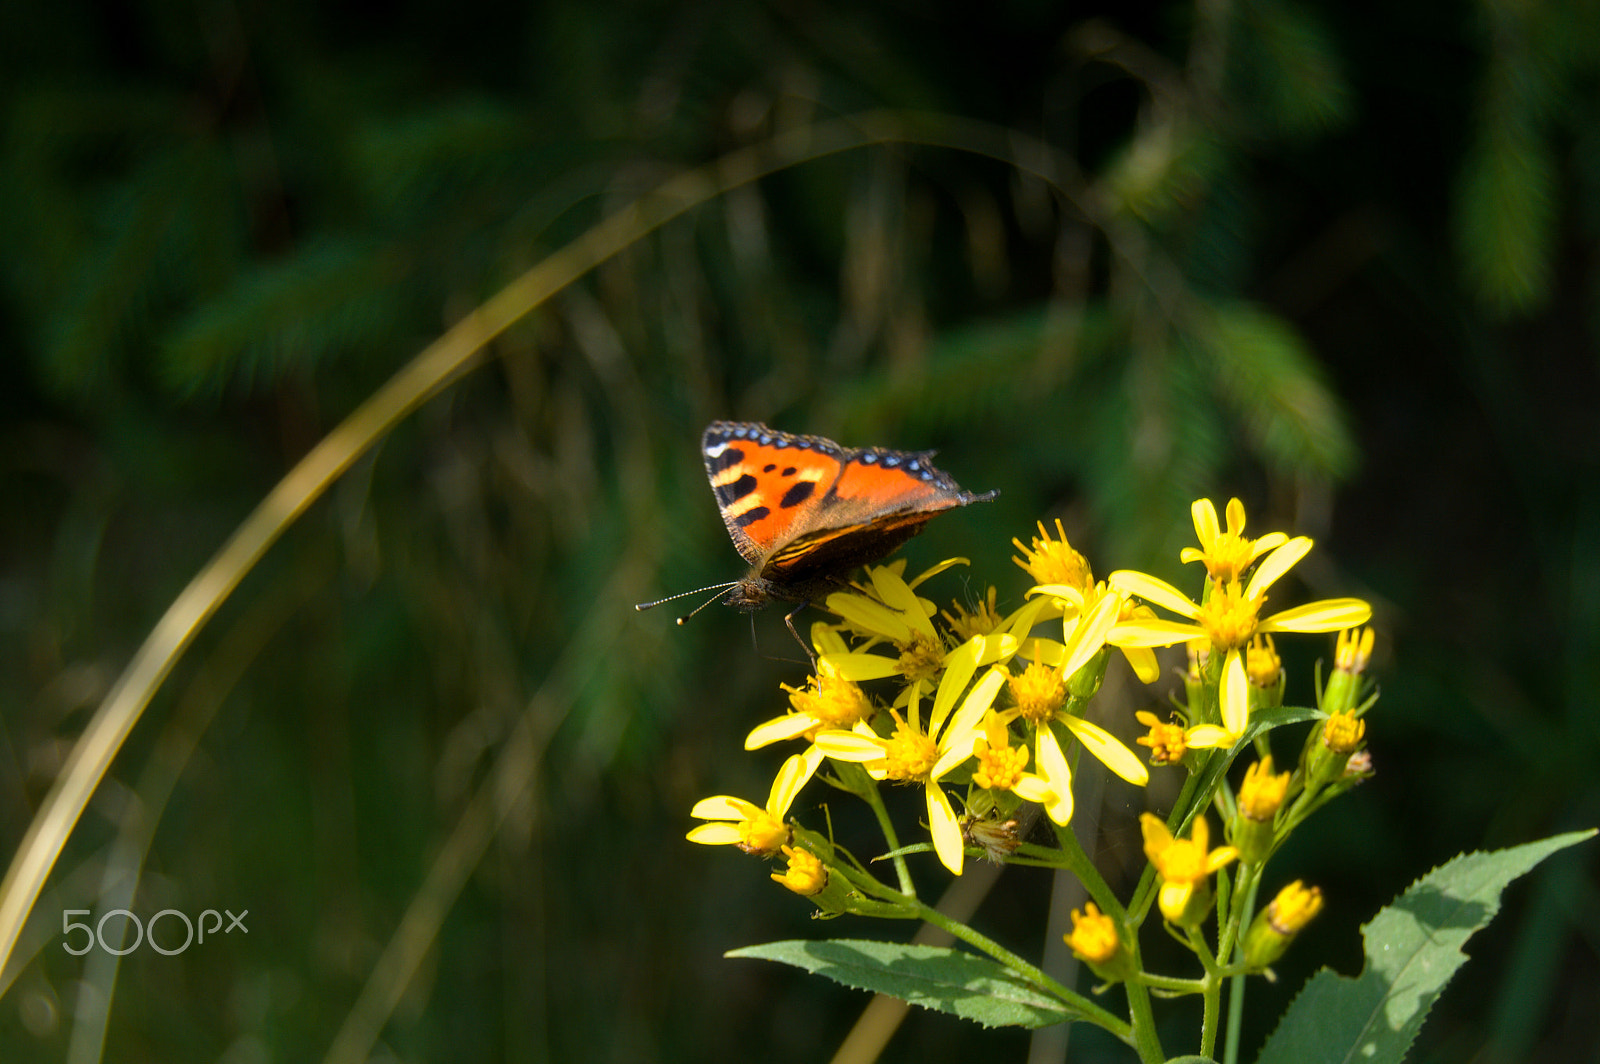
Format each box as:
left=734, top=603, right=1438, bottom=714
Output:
left=636, top=421, right=997, bottom=627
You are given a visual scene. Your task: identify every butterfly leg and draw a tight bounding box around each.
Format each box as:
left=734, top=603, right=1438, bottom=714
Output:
left=782, top=602, right=818, bottom=671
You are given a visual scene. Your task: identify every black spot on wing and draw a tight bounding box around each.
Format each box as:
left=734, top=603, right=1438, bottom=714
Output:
left=715, top=473, right=758, bottom=507
left=733, top=505, right=770, bottom=528
left=779, top=480, right=815, bottom=509
left=706, top=446, right=745, bottom=475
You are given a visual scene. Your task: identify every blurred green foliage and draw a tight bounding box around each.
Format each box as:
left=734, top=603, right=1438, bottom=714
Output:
left=1, top=1, right=1597, bottom=1062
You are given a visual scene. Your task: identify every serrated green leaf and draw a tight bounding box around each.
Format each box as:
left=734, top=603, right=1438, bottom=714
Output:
left=1254, top=829, right=1596, bottom=1064
left=726, top=938, right=1076, bottom=1029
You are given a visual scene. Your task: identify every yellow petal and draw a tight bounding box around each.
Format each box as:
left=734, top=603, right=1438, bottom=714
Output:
left=936, top=668, right=1007, bottom=775
left=926, top=782, right=964, bottom=875
left=1027, top=583, right=1087, bottom=609
left=811, top=624, right=850, bottom=657
left=1001, top=595, right=1053, bottom=639
left=1063, top=716, right=1150, bottom=786
left=813, top=731, right=883, bottom=762
left=767, top=753, right=810, bottom=818
left=822, top=650, right=902, bottom=681
left=1108, top=570, right=1201, bottom=618
left=1185, top=724, right=1237, bottom=749
left=1121, top=645, right=1162, bottom=684
left=826, top=591, right=913, bottom=643
left=1219, top=650, right=1250, bottom=736
left=870, top=565, right=936, bottom=641
left=907, top=557, right=970, bottom=588
left=690, top=795, right=760, bottom=820
left=1244, top=536, right=1312, bottom=598
left=745, top=714, right=818, bottom=750
left=1191, top=498, right=1221, bottom=546
left=686, top=822, right=745, bottom=845
left=1035, top=725, right=1074, bottom=809
left=1108, top=617, right=1204, bottom=648
left=1061, top=592, right=1121, bottom=679
left=931, top=636, right=982, bottom=730
left=1259, top=597, right=1373, bottom=633
left=1012, top=774, right=1055, bottom=807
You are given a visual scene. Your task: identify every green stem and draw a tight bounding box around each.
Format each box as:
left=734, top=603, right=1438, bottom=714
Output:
left=1187, top=926, right=1223, bottom=1060
left=910, top=900, right=1132, bottom=1037
left=1136, top=972, right=1209, bottom=995
left=1122, top=976, right=1169, bottom=1064
left=852, top=769, right=916, bottom=898
left=1221, top=870, right=1262, bottom=1064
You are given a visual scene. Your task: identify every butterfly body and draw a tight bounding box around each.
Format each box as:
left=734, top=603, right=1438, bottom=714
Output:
left=701, top=420, right=997, bottom=611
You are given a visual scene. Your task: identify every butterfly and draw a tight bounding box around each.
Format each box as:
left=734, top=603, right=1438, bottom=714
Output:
left=636, top=421, right=997, bottom=633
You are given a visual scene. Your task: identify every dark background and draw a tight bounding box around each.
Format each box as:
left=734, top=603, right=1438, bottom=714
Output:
left=1, top=1, right=1596, bottom=1061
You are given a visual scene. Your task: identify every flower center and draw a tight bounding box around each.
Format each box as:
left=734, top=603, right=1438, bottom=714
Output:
left=791, top=673, right=875, bottom=730
left=881, top=712, right=939, bottom=782
left=1201, top=532, right=1257, bottom=585
left=896, top=630, right=945, bottom=684
left=1009, top=661, right=1067, bottom=726
left=972, top=738, right=1029, bottom=791
left=1013, top=520, right=1094, bottom=591
left=1196, top=582, right=1261, bottom=651
left=737, top=810, right=789, bottom=856
left=1136, top=712, right=1189, bottom=765
left=1157, top=839, right=1208, bottom=884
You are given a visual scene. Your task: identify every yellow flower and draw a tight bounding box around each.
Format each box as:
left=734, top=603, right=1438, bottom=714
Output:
left=1065, top=902, right=1120, bottom=964
left=771, top=844, right=829, bottom=896
left=746, top=659, right=876, bottom=750
left=1110, top=535, right=1371, bottom=656
left=1180, top=497, right=1289, bottom=585
left=1237, top=755, right=1291, bottom=821
left=1014, top=518, right=1094, bottom=592
left=688, top=753, right=810, bottom=855
left=1109, top=525, right=1370, bottom=739
left=941, top=586, right=1005, bottom=640
left=1322, top=709, right=1366, bottom=754
left=1066, top=902, right=1135, bottom=982
left=1000, top=593, right=1151, bottom=826
left=1136, top=710, right=1190, bottom=765
left=970, top=711, right=1064, bottom=823
left=814, top=637, right=1011, bottom=876
left=1141, top=812, right=1238, bottom=925
left=823, top=564, right=1018, bottom=707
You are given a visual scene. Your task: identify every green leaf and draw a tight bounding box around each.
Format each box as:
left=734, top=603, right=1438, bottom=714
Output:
left=726, top=938, right=1076, bottom=1029
left=1182, top=704, right=1323, bottom=823
left=1254, top=829, right=1596, bottom=1064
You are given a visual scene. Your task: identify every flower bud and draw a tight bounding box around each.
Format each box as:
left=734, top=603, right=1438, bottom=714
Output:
left=1066, top=903, right=1136, bottom=983
left=1243, top=881, right=1323, bottom=969
left=1245, top=634, right=1284, bottom=707
left=1232, top=756, right=1290, bottom=865
left=1305, top=709, right=1366, bottom=788
left=1321, top=627, right=1375, bottom=714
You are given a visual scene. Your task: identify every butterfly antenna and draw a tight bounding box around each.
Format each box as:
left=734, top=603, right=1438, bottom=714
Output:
left=634, top=583, right=735, bottom=616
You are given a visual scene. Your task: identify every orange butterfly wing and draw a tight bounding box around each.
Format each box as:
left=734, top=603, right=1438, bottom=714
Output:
left=702, top=421, right=996, bottom=604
